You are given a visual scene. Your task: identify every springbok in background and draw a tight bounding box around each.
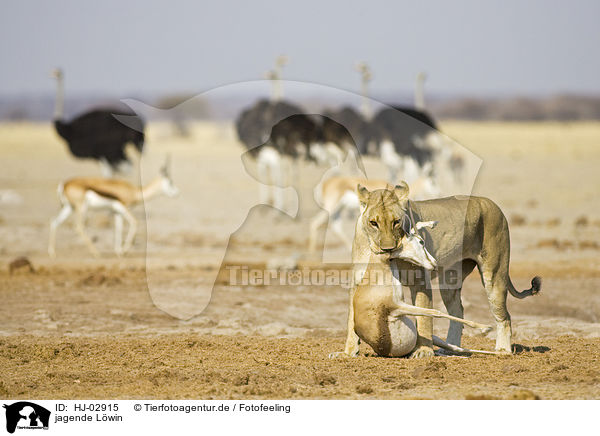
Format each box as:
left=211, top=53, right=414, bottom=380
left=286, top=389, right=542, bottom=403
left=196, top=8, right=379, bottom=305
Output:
left=48, top=157, right=179, bottom=257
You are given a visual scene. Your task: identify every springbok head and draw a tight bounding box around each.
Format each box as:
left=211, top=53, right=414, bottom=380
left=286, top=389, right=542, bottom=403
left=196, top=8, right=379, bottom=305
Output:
left=394, top=219, right=438, bottom=271
left=159, top=155, right=179, bottom=197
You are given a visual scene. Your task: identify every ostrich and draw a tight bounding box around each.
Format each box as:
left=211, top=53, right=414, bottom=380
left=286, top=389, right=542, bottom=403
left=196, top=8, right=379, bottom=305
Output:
left=412, top=71, right=466, bottom=189
left=316, top=63, right=377, bottom=157
left=236, top=98, right=307, bottom=211
left=355, top=62, right=372, bottom=119
left=368, top=73, right=464, bottom=192
left=271, top=113, right=321, bottom=159
left=365, top=71, right=440, bottom=184
left=264, top=55, right=289, bottom=102
left=237, top=102, right=358, bottom=168
left=237, top=54, right=362, bottom=210
left=368, top=105, right=436, bottom=183
left=243, top=56, right=352, bottom=166
left=322, top=106, right=373, bottom=156
left=236, top=99, right=359, bottom=211
left=236, top=98, right=302, bottom=157
left=414, top=71, right=427, bottom=111
left=51, top=68, right=145, bottom=176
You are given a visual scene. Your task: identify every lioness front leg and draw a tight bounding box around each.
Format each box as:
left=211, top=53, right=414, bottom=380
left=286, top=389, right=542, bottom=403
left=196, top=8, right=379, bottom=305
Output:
left=440, top=259, right=477, bottom=347
left=409, top=280, right=434, bottom=358
left=343, top=329, right=360, bottom=357
left=330, top=287, right=360, bottom=359
left=344, top=287, right=361, bottom=356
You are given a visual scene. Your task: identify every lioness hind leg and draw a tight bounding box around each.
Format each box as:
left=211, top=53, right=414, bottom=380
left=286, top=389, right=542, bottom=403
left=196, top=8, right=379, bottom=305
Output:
left=440, top=289, right=463, bottom=346
left=440, top=259, right=477, bottom=346
left=478, top=264, right=512, bottom=353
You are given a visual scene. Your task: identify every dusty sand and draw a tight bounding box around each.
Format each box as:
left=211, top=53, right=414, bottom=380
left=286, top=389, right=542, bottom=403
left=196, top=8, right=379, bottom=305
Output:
left=2, top=335, right=599, bottom=400
left=1, top=121, right=599, bottom=399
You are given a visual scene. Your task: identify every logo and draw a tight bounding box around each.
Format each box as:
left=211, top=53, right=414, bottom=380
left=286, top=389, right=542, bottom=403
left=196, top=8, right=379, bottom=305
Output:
left=3, top=402, right=50, bottom=434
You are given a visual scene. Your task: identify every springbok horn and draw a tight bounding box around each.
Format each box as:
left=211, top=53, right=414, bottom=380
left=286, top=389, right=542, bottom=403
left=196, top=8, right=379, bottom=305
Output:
left=401, top=214, right=412, bottom=235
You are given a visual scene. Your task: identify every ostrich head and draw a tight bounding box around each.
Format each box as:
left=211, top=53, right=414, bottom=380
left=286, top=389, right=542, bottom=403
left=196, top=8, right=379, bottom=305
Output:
left=50, top=68, right=63, bottom=80
left=50, top=68, right=64, bottom=120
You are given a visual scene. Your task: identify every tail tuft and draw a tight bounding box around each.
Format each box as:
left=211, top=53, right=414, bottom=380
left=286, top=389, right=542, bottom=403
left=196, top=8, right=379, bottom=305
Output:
left=508, top=275, right=542, bottom=299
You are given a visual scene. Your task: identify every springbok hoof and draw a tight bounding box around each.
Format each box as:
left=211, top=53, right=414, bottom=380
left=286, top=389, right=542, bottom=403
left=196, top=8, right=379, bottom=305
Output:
left=328, top=351, right=359, bottom=359
left=480, top=325, right=493, bottom=335
left=410, top=346, right=435, bottom=359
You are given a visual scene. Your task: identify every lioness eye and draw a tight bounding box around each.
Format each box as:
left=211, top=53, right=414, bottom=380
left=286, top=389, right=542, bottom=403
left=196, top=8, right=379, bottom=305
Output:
left=393, top=219, right=401, bottom=226
left=419, top=240, right=425, bottom=245
left=369, top=220, right=378, bottom=228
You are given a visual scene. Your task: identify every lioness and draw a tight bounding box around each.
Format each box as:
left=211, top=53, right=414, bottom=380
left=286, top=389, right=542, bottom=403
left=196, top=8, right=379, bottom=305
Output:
left=348, top=220, right=497, bottom=358
left=341, top=183, right=541, bottom=358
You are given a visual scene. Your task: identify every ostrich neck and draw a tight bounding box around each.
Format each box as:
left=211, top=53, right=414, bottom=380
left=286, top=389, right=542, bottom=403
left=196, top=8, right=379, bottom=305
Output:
left=270, top=74, right=282, bottom=102
left=360, top=80, right=371, bottom=118
left=53, top=76, right=64, bottom=120
left=273, top=66, right=283, bottom=102
left=415, top=78, right=425, bottom=110
left=271, top=80, right=281, bottom=102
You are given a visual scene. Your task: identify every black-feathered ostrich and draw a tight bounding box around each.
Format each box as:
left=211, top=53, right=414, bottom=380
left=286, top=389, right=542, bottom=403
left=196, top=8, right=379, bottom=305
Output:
left=236, top=98, right=359, bottom=166
left=367, top=72, right=440, bottom=185
left=51, top=68, right=145, bottom=176
left=371, top=73, right=464, bottom=190
left=236, top=98, right=304, bottom=157
left=322, top=106, right=373, bottom=156
left=319, top=63, right=376, bottom=158
left=370, top=106, right=436, bottom=159
left=236, top=98, right=359, bottom=212
left=237, top=54, right=362, bottom=211
left=236, top=98, right=307, bottom=211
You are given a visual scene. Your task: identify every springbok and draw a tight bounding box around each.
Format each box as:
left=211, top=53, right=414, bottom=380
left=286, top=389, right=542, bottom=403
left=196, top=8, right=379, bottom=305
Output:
left=48, top=158, right=179, bottom=257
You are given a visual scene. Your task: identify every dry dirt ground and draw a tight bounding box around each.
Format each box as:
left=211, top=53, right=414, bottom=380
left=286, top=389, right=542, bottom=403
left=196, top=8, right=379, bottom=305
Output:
left=1, top=121, right=599, bottom=399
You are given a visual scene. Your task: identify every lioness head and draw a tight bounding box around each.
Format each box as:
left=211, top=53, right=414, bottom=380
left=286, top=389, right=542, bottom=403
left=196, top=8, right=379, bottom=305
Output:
left=357, top=182, right=412, bottom=256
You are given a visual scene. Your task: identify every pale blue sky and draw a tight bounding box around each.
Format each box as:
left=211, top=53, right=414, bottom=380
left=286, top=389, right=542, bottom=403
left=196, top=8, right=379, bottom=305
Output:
left=0, top=0, right=598, bottom=97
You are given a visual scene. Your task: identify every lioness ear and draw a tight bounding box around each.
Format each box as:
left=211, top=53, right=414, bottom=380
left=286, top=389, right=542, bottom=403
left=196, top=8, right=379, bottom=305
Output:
left=357, top=184, right=370, bottom=205
left=394, top=181, right=409, bottom=201
left=416, top=220, right=437, bottom=230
